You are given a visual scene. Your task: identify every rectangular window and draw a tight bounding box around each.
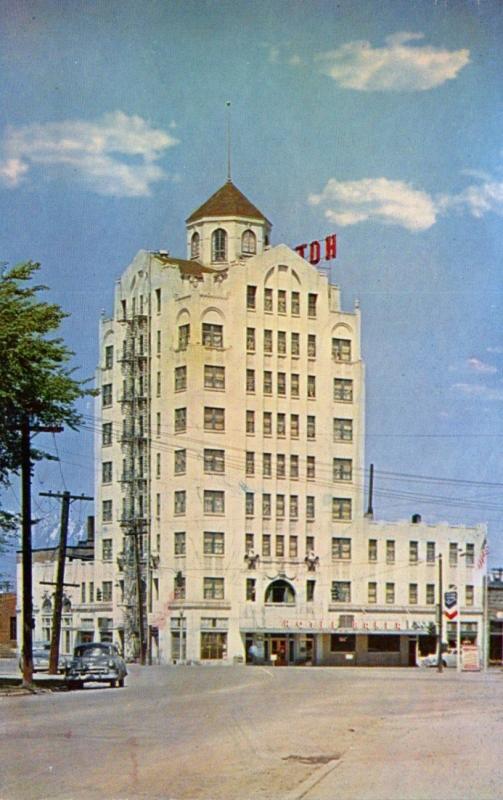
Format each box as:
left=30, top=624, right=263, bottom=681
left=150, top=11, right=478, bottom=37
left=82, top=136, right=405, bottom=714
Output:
left=204, top=407, right=225, bottom=431
left=332, top=581, right=351, bottom=602
left=203, top=531, right=225, bottom=555
left=306, top=580, right=315, bottom=602
left=264, top=370, right=273, bottom=395
left=307, top=334, right=316, bottom=359
left=277, top=372, right=286, bottom=396
left=262, top=534, right=271, bottom=557
left=89, top=582, right=94, bottom=603
left=174, top=575, right=185, bottom=600
left=156, top=452, right=161, bottom=478
left=307, top=456, right=315, bottom=479
left=307, top=375, right=316, bottom=398
left=204, top=490, right=225, bottom=514
left=246, top=327, right=256, bottom=352
left=155, top=288, right=161, bottom=313
left=278, top=289, right=287, bottom=314
left=246, top=493, right=254, bottom=517
left=306, top=496, right=315, bottom=521
left=245, top=533, right=254, bottom=554
left=307, top=415, right=316, bottom=439
left=333, top=458, right=352, bottom=481
left=174, top=491, right=186, bottom=515
left=275, top=535, right=285, bottom=557
left=449, top=542, right=458, bottom=567
left=175, top=531, right=185, bottom=556
left=368, top=539, right=377, bottom=561
left=308, top=293, right=317, bottom=317
left=426, top=584, right=435, bottom=605
left=409, top=541, right=419, bottom=564
left=289, top=495, right=298, bottom=520
left=102, top=422, right=112, bottom=446
left=386, top=583, right=395, bottom=604
left=203, top=577, right=224, bottom=600
left=102, top=384, right=112, bottom=407
left=246, top=369, right=255, bottom=393
left=306, top=536, right=315, bottom=554
left=291, top=414, right=299, bottom=438
left=204, top=365, right=225, bottom=390
left=334, top=378, right=353, bottom=402
left=202, top=323, right=223, bottom=348
left=178, top=324, right=190, bottom=350
left=290, top=454, right=299, bottom=479
left=264, top=329, right=273, bottom=354
left=175, top=407, right=187, bottom=432
left=246, top=578, right=256, bottom=602
left=332, top=537, right=351, bottom=560
left=263, top=412, right=272, bottom=436
left=102, top=500, right=112, bottom=522
left=175, top=366, right=187, bottom=392
left=277, top=413, right=286, bottom=437
left=426, top=542, right=436, bottom=564
left=276, top=494, right=285, bottom=518
left=291, top=291, right=300, bottom=315
left=368, top=635, right=400, bottom=653
left=204, top=449, right=225, bottom=474
left=276, top=454, right=286, bottom=478
left=277, top=331, right=287, bottom=356
left=245, top=451, right=255, bottom=476
left=334, top=418, right=353, bottom=441
left=156, top=412, right=161, bottom=436
left=332, top=498, right=352, bottom=521
left=262, top=493, right=271, bottom=518
left=102, top=462, right=112, bottom=483
left=465, top=543, right=475, bottom=567
left=157, top=330, right=161, bottom=355
left=104, top=345, right=114, bottom=369
left=289, top=536, right=298, bottom=558
left=200, top=632, right=227, bottom=659
left=102, top=582, right=113, bottom=602
left=386, top=540, right=395, bottom=564
left=263, top=453, right=272, bottom=477
left=246, top=410, right=255, bottom=434
left=409, top=584, right=418, bottom=604
left=291, top=373, right=300, bottom=398
left=81, top=582, right=86, bottom=603
left=332, top=338, right=351, bottom=362
left=247, top=285, right=256, bottom=310
left=102, top=539, right=113, bottom=562
left=174, top=449, right=186, bottom=474
left=156, top=493, right=161, bottom=518
left=264, top=288, right=273, bottom=312
left=291, top=332, right=300, bottom=356
left=368, top=582, right=377, bottom=604
left=465, top=585, right=474, bottom=606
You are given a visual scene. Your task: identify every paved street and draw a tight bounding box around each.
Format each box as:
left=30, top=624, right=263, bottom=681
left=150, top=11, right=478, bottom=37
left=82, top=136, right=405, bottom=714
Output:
left=1, top=663, right=502, bottom=800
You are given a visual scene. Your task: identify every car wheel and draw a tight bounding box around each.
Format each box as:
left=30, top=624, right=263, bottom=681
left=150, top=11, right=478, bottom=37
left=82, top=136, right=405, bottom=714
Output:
left=110, top=679, right=117, bottom=688
left=118, top=678, right=125, bottom=688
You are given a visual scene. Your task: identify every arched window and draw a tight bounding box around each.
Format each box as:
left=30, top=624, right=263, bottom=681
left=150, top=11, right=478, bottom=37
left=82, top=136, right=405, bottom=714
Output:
left=212, top=229, right=227, bottom=263
left=265, top=579, right=295, bottom=604
left=191, top=232, right=200, bottom=260
left=241, top=229, right=256, bottom=256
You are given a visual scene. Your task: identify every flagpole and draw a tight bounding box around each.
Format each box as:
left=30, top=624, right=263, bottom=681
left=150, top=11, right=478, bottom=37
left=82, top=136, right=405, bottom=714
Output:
left=457, top=550, right=462, bottom=673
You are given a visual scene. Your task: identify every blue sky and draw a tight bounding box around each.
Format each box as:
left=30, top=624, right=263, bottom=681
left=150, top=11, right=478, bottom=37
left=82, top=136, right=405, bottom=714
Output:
left=1, top=0, right=502, bottom=577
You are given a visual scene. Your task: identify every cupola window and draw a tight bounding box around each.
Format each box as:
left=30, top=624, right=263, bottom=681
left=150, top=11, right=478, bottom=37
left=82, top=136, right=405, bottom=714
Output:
left=241, top=229, right=256, bottom=256
left=211, top=228, right=227, bottom=263
left=190, top=232, right=200, bottom=260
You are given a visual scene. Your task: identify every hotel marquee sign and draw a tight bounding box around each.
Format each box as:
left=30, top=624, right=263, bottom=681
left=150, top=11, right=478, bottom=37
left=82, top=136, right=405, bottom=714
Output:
left=294, top=234, right=337, bottom=265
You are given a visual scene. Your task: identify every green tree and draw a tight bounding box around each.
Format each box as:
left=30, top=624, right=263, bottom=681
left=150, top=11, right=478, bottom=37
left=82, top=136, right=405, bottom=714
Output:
left=0, top=261, right=92, bottom=530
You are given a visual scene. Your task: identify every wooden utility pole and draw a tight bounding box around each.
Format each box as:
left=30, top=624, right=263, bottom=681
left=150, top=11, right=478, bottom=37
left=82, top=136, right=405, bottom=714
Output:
left=40, top=490, right=93, bottom=674
left=437, top=552, right=444, bottom=674
left=132, top=528, right=147, bottom=665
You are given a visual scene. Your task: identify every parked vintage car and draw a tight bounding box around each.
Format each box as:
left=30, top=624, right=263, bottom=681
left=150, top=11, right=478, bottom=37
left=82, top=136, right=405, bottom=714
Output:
left=66, top=642, right=127, bottom=687
left=18, top=641, right=69, bottom=673
left=419, top=649, right=458, bottom=668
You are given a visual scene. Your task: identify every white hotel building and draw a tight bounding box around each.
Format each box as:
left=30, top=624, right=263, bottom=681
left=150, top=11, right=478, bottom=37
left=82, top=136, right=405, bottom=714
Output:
left=22, top=180, right=487, bottom=666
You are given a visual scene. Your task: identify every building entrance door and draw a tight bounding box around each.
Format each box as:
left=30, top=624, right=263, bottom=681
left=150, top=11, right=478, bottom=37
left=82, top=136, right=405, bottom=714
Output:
left=270, top=637, right=288, bottom=665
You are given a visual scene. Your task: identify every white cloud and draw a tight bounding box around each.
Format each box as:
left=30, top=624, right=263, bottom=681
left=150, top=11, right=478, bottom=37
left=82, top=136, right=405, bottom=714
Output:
left=308, top=177, right=437, bottom=231
left=467, top=358, right=498, bottom=374
left=315, top=32, right=469, bottom=92
left=487, top=347, right=503, bottom=355
left=451, top=383, right=503, bottom=401
left=0, top=111, right=179, bottom=197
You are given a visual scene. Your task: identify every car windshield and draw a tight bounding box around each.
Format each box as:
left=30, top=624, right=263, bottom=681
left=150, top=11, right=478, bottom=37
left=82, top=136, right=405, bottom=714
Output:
left=75, top=644, right=112, bottom=657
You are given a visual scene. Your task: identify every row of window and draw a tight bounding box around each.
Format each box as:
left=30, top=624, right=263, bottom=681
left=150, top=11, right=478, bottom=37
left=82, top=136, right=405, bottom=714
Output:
left=190, top=228, right=258, bottom=262
left=174, top=532, right=318, bottom=558
left=330, top=581, right=475, bottom=606
left=367, top=538, right=476, bottom=566
left=80, top=581, right=113, bottom=604
left=247, top=329, right=352, bottom=362
left=247, top=286, right=318, bottom=317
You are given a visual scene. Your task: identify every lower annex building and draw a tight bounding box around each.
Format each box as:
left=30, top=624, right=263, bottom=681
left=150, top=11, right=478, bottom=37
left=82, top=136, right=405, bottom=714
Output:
left=19, top=180, right=488, bottom=666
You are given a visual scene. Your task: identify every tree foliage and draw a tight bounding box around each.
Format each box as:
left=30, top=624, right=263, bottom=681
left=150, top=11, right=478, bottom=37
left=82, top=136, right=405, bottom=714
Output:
left=0, top=261, right=92, bottom=498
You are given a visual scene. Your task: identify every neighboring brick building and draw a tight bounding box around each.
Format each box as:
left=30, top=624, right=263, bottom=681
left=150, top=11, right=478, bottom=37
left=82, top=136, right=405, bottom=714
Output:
left=0, top=593, right=17, bottom=655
